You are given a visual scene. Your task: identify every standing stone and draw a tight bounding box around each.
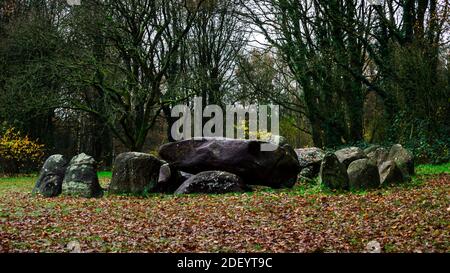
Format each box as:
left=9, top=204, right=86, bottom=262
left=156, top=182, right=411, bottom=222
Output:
left=299, top=166, right=316, bottom=180
left=388, top=144, right=415, bottom=177
left=379, top=160, right=407, bottom=186
left=109, top=152, right=163, bottom=195
left=175, top=171, right=248, bottom=194
left=33, top=155, right=68, bottom=197
left=320, top=153, right=349, bottom=190
left=159, top=138, right=300, bottom=189
left=365, top=240, right=382, bottom=253
left=335, top=147, right=367, bottom=167
left=295, top=148, right=326, bottom=179
left=347, top=159, right=380, bottom=191
left=62, top=153, right=103, bottom=198
left=154, top=163, right=185, bottom=193
left=367, top=147, right=389, bottom=167
left=157, top=163, right=172, bottom=185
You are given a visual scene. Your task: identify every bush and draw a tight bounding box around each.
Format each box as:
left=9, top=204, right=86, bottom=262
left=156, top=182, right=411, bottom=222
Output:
left=405, top=137, right=449, bottom=165
left=0, top=127, right=45, bottom=174
left=390, top=115, right=449, bottom=165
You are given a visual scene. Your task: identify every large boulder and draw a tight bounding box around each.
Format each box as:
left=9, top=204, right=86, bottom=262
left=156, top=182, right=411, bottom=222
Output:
left=33, top=155, right=68, bottom=197
left=335, top=147, right=367, bottom=167
left=109, top=152, right=164, bottom=195
left=62, top=153, right=103, bottom=198
left=347, top=159, right=380, bottom=191
left=388, top=144, right=415, bottom=177
left=319, top=153, right=349, bottom=190
left=175, top=171, right=248, bottom=195
left=159, top=138, right=300, bottom=189
left=295, top=148, right=325, bottom=179
left=379, top=160, right=407, bottom=186
left=367, top=147, right=389, bottom=167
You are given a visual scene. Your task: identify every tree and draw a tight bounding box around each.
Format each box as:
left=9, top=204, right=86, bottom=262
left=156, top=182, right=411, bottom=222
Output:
left=160, top=0, right=249, bottom=141
left=369, top=0, right=449, bottom=145
left=0, top=0, right=68, bottom=148
left=241, top=0, right=374, bottom=147
left=62, top=0, right=203, bottom=151
left=241, top=0, right=449, bottom=151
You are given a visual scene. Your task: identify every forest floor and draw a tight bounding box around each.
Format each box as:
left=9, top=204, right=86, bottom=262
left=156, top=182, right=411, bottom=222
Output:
left=0, top=164, right=448, bottom=253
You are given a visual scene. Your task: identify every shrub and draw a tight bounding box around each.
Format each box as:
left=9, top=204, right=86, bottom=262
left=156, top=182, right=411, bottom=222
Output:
left=237, top=120, right=273, bottom=141
left=0, top=127, right=45, bottom=174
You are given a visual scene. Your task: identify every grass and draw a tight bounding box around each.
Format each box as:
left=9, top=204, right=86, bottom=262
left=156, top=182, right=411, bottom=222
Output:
left=0, top=171, right=113, bottom=195
left=416, top=163, right=450, bottom=175
left=98, top=171, right=112, bottom=180
left=0, top=163, right=448, bottom=196
left=0, top=175, right=38, bottom=195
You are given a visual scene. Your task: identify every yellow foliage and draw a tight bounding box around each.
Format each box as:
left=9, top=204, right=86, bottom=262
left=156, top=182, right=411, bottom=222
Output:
left=0, top=127, right=45, bottom=173
left=237, top=120, right=273, bottom=141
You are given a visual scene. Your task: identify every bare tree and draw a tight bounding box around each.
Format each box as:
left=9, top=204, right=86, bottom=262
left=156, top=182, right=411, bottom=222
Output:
left=64, top=0, right=202, bottom=151
left=160, top=0, right=249, bottom=140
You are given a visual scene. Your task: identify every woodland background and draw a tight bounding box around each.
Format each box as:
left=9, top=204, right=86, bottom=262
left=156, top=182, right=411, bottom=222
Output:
left=0, top=0, right=448, bottom=172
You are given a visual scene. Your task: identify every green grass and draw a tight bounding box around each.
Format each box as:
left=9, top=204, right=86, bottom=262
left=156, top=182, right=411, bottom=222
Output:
left=0, top=172, right=113, bottom=195
left=416, top=163, right=450, bottom=175
left=0, top=175, right=37, bottom=194
left=98, top=171, right=112, bottom=180
left=0, top=164, right=448, bottom=196
left=0, top=175, right=37, bottom=183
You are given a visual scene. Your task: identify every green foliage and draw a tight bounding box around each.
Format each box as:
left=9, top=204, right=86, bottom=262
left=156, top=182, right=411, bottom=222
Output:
left=405, top=137, right=449, bottom=165
left=280, top=115, right=313, bottom=148
left=388, top=113, right=448, bottom=164
left=378, top=41, right=449, bottom=165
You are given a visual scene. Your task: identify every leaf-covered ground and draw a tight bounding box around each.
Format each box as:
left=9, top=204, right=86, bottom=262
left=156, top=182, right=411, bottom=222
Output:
left=0, top=165, right=448, bottom=253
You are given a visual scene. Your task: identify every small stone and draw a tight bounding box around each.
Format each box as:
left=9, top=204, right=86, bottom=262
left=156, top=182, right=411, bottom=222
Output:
left=67, top=240, right=81, bottom=253
left=365, top=240, right=382, bottom=253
